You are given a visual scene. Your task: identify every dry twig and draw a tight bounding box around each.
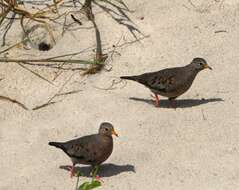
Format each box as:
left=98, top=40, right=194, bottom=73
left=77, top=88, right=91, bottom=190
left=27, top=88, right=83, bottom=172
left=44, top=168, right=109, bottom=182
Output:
left=32, top=72, right=80, bottom=110
left=0, top=95, right=28, bottom=110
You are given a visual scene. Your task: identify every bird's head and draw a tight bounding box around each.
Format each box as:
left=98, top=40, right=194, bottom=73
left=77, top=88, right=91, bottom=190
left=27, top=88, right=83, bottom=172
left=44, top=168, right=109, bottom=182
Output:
left=99, top=122, right=118, bottom=137
left=191, top=57, right=212, bottom=71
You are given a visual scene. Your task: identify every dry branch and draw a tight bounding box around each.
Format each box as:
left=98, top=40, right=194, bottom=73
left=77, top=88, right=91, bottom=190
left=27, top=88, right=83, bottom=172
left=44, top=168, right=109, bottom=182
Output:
left=17, top=62, right=55, bottom=85
left=0, top=95, right=28, bottom=110
left=0, top=58, right=103, bottom=64
left=32, top=72, right=80, bottom=111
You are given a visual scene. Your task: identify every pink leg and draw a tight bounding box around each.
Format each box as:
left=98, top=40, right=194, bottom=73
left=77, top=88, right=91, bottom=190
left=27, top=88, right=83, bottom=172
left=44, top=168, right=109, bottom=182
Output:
left=70, top=165, right=75, bottom=178
left=95, top=175, right=104, bottom=183
left=154, top=94, right=160, bottom=107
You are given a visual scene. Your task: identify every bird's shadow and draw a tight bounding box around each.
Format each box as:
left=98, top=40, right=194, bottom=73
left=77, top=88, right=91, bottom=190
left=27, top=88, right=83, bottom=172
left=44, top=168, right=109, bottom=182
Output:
left=60, top=163, right=135, bottom=178
left=130, top=97, right=224, bottom=108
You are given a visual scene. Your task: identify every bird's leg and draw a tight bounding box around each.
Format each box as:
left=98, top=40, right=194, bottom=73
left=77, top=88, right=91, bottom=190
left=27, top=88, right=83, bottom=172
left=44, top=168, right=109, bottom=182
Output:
left=169, top=97, right=177, bottom=109
left=70, top=164, right=75, bottom=178
left=154, top=94, right=160, bottom=107
left=150, top=94, right=160, bottom=107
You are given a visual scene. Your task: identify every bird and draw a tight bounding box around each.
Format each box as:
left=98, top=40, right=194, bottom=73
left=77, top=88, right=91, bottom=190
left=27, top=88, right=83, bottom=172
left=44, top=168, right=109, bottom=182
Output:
left=120, top=58, right=212, bottom=107
left=48, top=122, right=118, bottom=177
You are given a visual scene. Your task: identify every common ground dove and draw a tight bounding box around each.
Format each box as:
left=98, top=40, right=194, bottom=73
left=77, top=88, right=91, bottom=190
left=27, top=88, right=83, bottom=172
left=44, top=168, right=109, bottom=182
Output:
left=49, top=122, right=118, bottom=177
left=120, top=58, right=212, bottom=107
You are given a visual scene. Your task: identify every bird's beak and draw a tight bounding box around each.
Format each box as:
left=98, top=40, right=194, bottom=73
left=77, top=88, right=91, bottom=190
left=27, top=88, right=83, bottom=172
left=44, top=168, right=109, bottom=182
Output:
left=204, top=64, right=212, bottom=70
left=112, top=129, right=119, bottom=137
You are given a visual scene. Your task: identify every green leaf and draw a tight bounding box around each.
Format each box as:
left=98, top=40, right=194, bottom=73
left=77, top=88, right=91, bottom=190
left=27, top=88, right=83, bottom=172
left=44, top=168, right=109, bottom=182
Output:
left=78, top=180, right=101, bottom=190
left=78, top=182, right=90, bottom=190
left=88, top=180, right=101, bottom=189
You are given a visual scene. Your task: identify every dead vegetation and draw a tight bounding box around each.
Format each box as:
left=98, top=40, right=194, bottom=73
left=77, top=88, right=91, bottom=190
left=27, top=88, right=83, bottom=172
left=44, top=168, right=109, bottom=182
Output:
left=0, top=0, right=148, bottom=110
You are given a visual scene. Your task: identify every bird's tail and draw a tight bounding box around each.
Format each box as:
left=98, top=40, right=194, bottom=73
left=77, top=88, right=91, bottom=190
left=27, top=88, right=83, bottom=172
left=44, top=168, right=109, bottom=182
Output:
left=120, top=75, right=139, bottom=81
left=48, top=142, right=65, bottom=150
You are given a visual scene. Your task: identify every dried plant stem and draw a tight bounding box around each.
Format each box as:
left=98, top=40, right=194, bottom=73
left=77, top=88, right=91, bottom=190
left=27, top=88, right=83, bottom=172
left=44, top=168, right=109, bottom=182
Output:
left=32, top=72, right=78, bottom=111
left=72, top=0, right=107, bottom=75
left=81, top=18, right=107, bottom=75
left=32, top=101, right=57, bottom=110
left=0, top=58, right=102, bottom=65
left=0, top=40, right=25, bottom=54
left=18, top=61, right=87, bottom=71
left=81, top=0, right=94, bottom=19
left=92, top=19, right=103, bottom=60
left=0, top=95, right=28, bottom=110
left=1, top=12, right=16, bottom=46
left=17, top=62, right=54, bottom=85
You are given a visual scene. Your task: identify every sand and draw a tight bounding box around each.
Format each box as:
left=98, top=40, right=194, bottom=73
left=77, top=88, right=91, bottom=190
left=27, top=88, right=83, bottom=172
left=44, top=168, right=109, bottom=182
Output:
left=1, top=0, right=239, bottom=189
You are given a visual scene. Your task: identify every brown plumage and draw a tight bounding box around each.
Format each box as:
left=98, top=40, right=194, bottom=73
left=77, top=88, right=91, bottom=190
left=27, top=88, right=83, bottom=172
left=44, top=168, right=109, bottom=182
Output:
left=49, top=122, right=118, bottom=177
left=120, top=58, right=212, bottom=107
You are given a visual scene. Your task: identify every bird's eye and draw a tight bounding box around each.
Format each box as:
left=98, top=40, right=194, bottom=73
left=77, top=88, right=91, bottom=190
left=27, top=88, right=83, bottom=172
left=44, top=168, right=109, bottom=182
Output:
left=105, top=128, right=109, bottom=131
left=199, top=62, right=203, bottom=65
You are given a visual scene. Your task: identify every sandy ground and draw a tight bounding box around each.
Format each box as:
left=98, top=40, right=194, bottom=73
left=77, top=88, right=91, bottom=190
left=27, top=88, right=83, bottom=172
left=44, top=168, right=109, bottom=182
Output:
left=1, top=0, right=239, bottom=189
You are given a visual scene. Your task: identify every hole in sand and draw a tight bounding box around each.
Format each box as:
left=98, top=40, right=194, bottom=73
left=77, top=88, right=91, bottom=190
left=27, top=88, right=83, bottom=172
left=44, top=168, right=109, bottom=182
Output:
left=22, top=24, right=56, bottom=51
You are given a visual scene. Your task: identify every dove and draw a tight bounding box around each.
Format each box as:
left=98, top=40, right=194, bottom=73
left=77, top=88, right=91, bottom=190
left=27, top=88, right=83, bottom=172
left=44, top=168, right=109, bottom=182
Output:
left=120, top=58, right=212, bottom=107
left=49, top=122, right=118, bottom=177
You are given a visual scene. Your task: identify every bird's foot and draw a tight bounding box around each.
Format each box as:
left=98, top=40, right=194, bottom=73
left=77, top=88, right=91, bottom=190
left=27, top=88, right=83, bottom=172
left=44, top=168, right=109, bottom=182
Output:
left=95, top=175, right=104, bottom=183
left=169, top=100, right=177, bottom=109
left=151, top=94, right=160, bottom=107
left=66, top=165, right=72, bottom=170
left=155, top=100, right=160, bottom=107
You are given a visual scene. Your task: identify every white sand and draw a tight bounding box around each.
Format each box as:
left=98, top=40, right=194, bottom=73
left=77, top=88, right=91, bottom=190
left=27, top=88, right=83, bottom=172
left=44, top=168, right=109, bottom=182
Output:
left=1, top=0, right=239, bottom=189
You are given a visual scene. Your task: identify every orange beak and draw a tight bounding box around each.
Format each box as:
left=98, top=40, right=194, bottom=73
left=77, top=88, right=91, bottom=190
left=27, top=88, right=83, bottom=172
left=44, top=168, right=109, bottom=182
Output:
left=204, top=64, right=212, bottom=70
left=112, top=129, right=119, bottom=137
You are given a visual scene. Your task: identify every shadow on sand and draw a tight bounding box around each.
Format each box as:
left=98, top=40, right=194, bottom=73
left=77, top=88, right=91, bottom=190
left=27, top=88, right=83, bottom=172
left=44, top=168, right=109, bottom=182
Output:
left=130, top=97, right=224, bottom=108
left=60, top=163, right=135, bottom=177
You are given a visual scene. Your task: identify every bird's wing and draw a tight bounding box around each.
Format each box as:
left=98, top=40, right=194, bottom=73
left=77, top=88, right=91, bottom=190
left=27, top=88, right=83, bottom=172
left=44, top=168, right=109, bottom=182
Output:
left=138, top=68, right=183, bottom=93
left=65, top=135, right=99, bottom=162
